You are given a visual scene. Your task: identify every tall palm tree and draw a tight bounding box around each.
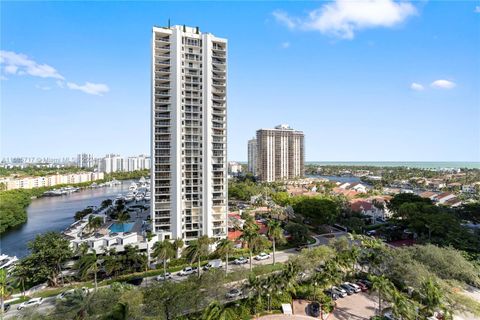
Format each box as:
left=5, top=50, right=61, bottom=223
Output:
left=172, top=238, right=184, bottom=259
left=0, top=269, right=11, bottom=316
left=266, top=220, right=283, bottom=265
left=183, top=235, right=212, bottom=277
left=78, top=252, right=101, bottom=291
left=152, top=240, right=175, bottom=278
left=12, top=263, right=29, bottom=297
left=240, top=220, right=261, bottom=271
left=117, top=211, right=130, bottom=232
left=77, top=242, right=90, bottom=256
left=86, top=216, right=103, bottom=234
left=369, top=275, right=394, bottom=315
left=215, top=239, right=235, bottom=275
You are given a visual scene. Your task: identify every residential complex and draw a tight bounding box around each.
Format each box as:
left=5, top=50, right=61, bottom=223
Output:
left=0, top=172, right=104, bottom=190
left=76, top=153, right=95, bottom=168
left=98, top=154, right=151, bottom=173
left=151, top=25, right=228, bottom=242
left=256, top=124, right=305, bottom=182
left=247, top=138, right=257, bottom=175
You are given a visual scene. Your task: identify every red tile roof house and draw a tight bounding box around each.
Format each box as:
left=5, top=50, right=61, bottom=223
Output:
left=434, top=192, right=457, bottom=204
left=419, top=191, right=438, bottom=200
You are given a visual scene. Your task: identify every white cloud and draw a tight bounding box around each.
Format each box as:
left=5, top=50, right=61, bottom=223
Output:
left=272, top=10, right=297, bottom=29
left=281, top=42, right=291, bottom=48
left=35, top=84, right=52, bottom=91
left=273, top=0, right=417, bottom=39
left=410, top=82, right=424, bottom=91
left=0, top=50, right=64, bottom=79
left=475, top=6, right=480, bottom=13
left=67, top=82, right=109, bottom=96
left=1, top=50, right=109, bottom=96
left=0, top=75, right=7, bottom=80
left=431, top=80, right=456, bottom=90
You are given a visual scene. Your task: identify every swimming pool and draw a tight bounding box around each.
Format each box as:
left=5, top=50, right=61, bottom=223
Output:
left=109, top=222, right=134, bottom=233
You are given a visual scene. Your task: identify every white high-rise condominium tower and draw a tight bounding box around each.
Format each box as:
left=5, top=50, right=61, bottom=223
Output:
left=256, top=124, right=304, bottom=182
left=247, top=138, right=257, bottom=175
left=151, top=25, right=228, bottom=242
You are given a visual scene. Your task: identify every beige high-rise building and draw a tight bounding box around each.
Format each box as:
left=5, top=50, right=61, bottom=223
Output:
left=256, top=124, right=304, bottom=182
left=247, top=138, right=257, bottom=175
left=151, top=25, right=228, bottom=242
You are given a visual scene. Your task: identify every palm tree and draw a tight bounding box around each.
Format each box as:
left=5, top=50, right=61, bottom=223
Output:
left=420, top=277, right=444, bottom=316
left=0, top=269, right=11, bottom=316
left=101, top=199, right=113, bottom=209
left=12, top=263, right=29, bottom=297
left=77, top=242, right=90, bottom=256
left=240, top=220, right=261, bottom=271
left=86, top=216, right=103, bottom=234
left=266, top=220, right=283, bottom=265
left=183, top=235, right=212, bottom=277
left=201, top=301, right=237, bottom=320
left=215, top=239, right=235, bottom=275
left=78, top=252, right=101, bottom=291
left=117, top=211, right=130, bottom=232
left=55, top=288, right=92, bottom=319
left=390, top=289, right=416, bottom=320
left=152, top=240, right=176, bottom=278
left=369, top=275, right=394, bottom=315
left=172, top=238, right=184, bottom=259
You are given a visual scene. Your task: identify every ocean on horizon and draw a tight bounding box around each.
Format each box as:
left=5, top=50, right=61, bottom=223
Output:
left=306, top=161, right=480, bottom=169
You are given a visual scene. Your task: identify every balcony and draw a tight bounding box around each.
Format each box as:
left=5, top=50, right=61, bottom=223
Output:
left=156, top=68, right=170, bottom=74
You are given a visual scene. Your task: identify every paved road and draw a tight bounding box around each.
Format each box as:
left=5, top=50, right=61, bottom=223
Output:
left=5, top=234, right=344, bottom=319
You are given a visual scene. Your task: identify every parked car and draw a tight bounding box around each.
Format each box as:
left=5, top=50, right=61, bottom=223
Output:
left=340, top=283, right=355, bottom=295
left=203, top=259, right=223, bottom=270
left=3, top=303, right=11, bottom=312
left=345, top=282, right=361, bottom=293
left=17, top=298, right=43, bottom=310
left=309, top=301, right=321, bottom=317
left=324, top=289, right=339, bottom=300
left=126, top=277, right=143, bottom=286
left=355, top=281, right=368, bottom=292
left=156, top=272, right=172, bottom=281
left=358, top=279, right=372, bottom=289
left=225, top=288, right=242, bottom=299
left=331, top=286, right=347, bottom=298
left=178, top=266, right=195, bottom=276
left=254, top=252, right=270, bottom=260
left=56, top=287, right=88, bottom=300
left=233, top=257, right=248, bottom=265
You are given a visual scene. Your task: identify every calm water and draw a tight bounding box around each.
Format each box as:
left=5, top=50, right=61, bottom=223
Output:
left=0, top=182, right=133, bottom=258
left=307, top=161, right=480, bottom=169
left=309, top=175, right=362, bottom=183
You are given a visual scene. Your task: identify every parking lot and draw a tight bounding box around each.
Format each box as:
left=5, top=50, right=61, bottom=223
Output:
left=331, top=292, right=377, bottom=320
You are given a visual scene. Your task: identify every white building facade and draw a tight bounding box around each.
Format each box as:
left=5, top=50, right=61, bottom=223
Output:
left=248, top=138, right=257, bottom=175
left=151, top=25, right=228, bottom=242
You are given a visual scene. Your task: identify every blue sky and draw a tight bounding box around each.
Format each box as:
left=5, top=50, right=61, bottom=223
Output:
left=1, top=1, right=479, bottom=161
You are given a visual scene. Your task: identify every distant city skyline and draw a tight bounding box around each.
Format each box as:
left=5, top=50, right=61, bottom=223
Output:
left=1, top=1, right=479, bottom=161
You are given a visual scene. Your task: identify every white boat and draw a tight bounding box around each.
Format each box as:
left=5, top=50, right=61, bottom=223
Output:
left=115, top=194, right=125, bottom=201
left=125, top=193, right=135, bottom=202
left=135, top=193, right=144, bottom=202
left=0, top=254, right=18, bottom=270
left=129, top=182, right=138, bottom=191
left=144, top=192, right=151, bottom=201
